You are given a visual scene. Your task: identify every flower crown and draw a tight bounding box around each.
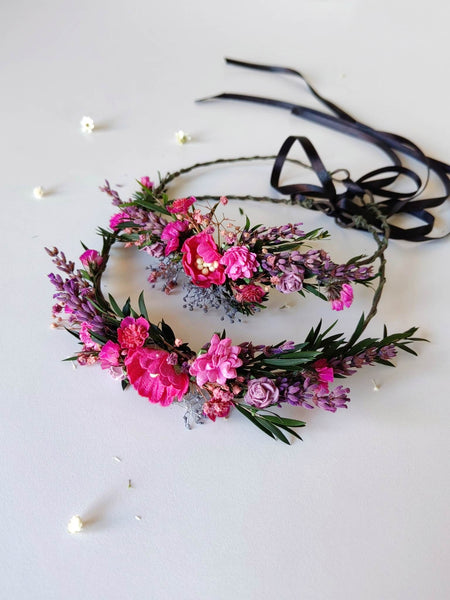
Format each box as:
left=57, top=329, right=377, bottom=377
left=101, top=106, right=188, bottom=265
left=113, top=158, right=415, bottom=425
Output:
left=46, top=154, right=423, bottom=444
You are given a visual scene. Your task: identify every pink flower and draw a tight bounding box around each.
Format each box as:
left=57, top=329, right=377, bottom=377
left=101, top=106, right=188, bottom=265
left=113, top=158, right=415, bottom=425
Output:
left=314, top=359, right=334, bottom=383
left=202, top=399, right=232, bottom=421
left=238, top=284, right=266, bottom=304
left=219, top=196, right=228, bottom=205
left=117, top=316, right=149, bottom=350
left=80, top=249, right=103, bottom=269
left=139, top=176, right=153, bottom=189
left=109, top=212, right=129, bottom=231
left=190, top=334, right=242, bottom=387
left=167, top=196, right=195, bottom=214
left=181, top=232, right=226, bottom=288
left=125, top=348, right=189, bottom=406
left=331, top=283, right=354, bottom=311
left=161, top=220, right=190, bottom=256
left=79, top=322, right=100, bottom=351
left=220, top=246, right=259, bottom=281
left=99, top=340, right=121, bottom=368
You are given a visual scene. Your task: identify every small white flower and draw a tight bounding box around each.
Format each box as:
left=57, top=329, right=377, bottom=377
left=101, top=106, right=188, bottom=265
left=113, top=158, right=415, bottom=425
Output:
left=67, top=515, right=84, bottom=534
left=175, top=130, right=191, bottom=145
left=33, top=186, right=45, bottom=199
left=80, top=116, right=95, bottom=134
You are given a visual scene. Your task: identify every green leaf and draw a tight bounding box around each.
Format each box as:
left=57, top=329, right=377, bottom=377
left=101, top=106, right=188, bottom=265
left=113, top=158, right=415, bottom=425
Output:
left=63, top=327, right=80, bottom=340
left=62, top=356, right=79, bottom=362
left=234, top=404, right=276, bottom=440
left=262, top=415, right=306, bottom=427
left=254, top=417, right=290, bottom=444
left=121, top=378, right=129, bottom=391
left=138, top=291, right=149, bottom=321
left=122, top=297, right=131, bottom=317
left=108, top=294, right=124, bottom=318
left=302, top=283, right=327, bottom=301
left=161, top=320, right=176, bottom=345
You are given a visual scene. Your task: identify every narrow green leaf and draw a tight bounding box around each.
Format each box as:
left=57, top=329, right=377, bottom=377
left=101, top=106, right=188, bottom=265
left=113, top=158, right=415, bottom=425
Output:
left=122, top=297, right=131, bottom=317
left=255, top=417, right=290, bottom=444
left=138, top=291, right=149, bottom=320
left=108, top=294, right=124, bottom=318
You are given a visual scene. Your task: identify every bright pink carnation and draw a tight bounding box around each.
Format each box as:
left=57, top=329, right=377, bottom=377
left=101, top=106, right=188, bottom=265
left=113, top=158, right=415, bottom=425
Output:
left=181, top=232, right=226, bottom=288
left=190, top=334, right=242, bottom=387
left=80, top=249, right=103, bottom=268
left=220, top=246, right=259, bottom=280
left=161, top=220, right=190, bottom=256
left=125, top=347, right=189, bottom=406
left=117, top=316, right=149, bottom=350
left=167, top=196, right=196, bottom=214
left=331, top=283, right=354, bottom=311
left=99, top=340, right=121, bottom=368
left=139, top=176, right=153, bottom=189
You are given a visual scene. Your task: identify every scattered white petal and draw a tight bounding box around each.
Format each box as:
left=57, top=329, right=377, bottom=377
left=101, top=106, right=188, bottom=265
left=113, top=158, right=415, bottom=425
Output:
left=80, top=116, right=95, bottom=134
left=372, top=379, right=380, bottom=391
left=175, top=130, right=191, bottom=145
left=113, top=456, right=122, bottom=463
left=67, top=515, right=84, bottom=534
left=33, top=186, right=45, bottom=199
left=135, top=515, right=142, bottom=521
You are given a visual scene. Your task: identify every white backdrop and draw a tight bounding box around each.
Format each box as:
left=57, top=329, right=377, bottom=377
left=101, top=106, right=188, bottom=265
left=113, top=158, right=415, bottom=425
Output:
left=1, top=1, right=449, bottom=599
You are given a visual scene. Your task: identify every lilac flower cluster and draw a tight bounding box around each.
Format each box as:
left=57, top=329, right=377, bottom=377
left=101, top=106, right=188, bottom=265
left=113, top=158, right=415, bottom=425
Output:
left=242, top=222, right=305, bottom=244
left=276, top=376, right=350, bottom=412
left=46, top=247, right=105, bottom=333
left=330, top=344, right=397, bottom=376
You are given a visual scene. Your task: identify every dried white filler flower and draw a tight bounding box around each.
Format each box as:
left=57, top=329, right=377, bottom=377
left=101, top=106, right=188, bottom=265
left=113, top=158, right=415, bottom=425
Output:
left=175, top=130, right=191, bottom=145
left=33, top=186, right=45, bottom=199
left=67, top=515, right=84, bottom=534
left=80, top=116, right=95, bottom=133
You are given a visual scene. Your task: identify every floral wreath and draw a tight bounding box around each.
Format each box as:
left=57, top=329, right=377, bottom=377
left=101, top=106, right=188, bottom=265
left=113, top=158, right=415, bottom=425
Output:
left=46, top=149, right=424, bottom=444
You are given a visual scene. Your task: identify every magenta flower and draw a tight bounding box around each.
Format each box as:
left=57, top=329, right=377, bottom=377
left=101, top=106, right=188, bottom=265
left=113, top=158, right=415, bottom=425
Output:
left=80, top=249, right=103, bottom=269
left=117, top=316, right=149, bottom=350
left=167, top=196, right=196, bottom=214
left=109, top=212, right=129, bottom=231
left=190, top=334, right=242, bottom=386
left=244, top=377, right=279, bottom=408
left=161, top=220, right=190, bottom=256
left=181, top=232, right=226, bottom=288
left=79, top=322, right=100, bottom=351
left=99, top=340, right=121, bottom=368
left=125, top=347, right=189, bottom=406
left=139, top=176, right=153, bottom=189
left=313, top=359, right=334, bottom=383
left=331, top=283, right=354, bottom=311
left=220, top=246, right=259, bottom=281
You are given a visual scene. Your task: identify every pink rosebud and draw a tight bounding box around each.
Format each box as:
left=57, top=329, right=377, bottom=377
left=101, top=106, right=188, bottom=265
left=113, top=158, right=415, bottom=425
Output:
left=80, top=249, right=103, bottom=269
left=167, top=196, right=196, bottom=214
left=220, top=246, right=259, bottom=281
left=220, top=196, right=228, bottom=205
left=331, top=283, right=354, bottom=311
left=117, top=316, right=150, bottom=351
left=181, top=232, right=226, bottom=288
left=139, top=176, right=153, bottom=189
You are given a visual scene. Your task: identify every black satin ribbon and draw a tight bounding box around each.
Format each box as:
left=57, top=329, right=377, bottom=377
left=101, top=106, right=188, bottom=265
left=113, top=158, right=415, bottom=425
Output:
left=199, top=58, right=450, bottom=241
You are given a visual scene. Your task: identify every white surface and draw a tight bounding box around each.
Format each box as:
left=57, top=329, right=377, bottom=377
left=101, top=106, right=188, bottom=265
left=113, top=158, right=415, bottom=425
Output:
left=1, top=1, right=449, bottom=599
